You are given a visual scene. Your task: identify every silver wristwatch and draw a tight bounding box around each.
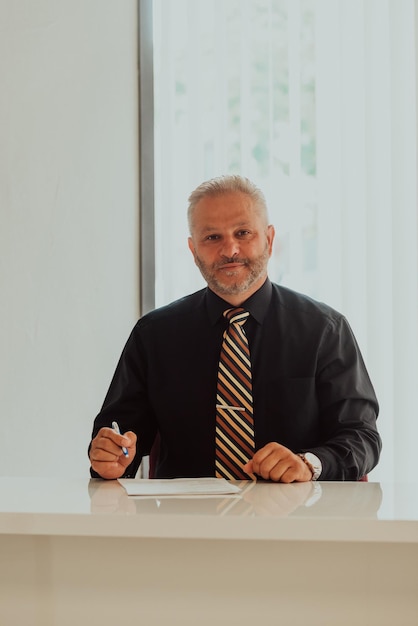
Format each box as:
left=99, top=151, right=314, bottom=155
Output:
left=298, top=452, right=322, bottom=481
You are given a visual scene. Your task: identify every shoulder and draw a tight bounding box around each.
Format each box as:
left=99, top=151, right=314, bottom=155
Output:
left=134, top=288, right=207, bottom=333
left=270, top=283, right=346, bottom=329
left=268, top=283, right=361, bottom=359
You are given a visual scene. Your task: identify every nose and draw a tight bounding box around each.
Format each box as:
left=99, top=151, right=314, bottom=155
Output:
left=220, top=235, right=240, bottom=259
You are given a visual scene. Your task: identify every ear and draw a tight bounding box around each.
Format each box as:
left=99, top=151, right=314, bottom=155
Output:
left=266, top=225, right=275, bottom=256
left=188, top=237, right=196, bottom=260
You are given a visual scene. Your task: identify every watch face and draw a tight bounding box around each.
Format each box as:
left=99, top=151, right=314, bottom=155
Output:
left=304, top=453, right=322, bottom=479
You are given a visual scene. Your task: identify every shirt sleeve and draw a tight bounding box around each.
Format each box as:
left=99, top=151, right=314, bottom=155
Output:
left=307, top=315, right=381, bottom=480
left=89, top=323, right=158, bottom=479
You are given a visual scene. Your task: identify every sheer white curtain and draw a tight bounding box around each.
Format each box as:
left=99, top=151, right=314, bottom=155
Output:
left=314, top=0, right=418, bottom=483
left=153, top=0, right=418, bottom=483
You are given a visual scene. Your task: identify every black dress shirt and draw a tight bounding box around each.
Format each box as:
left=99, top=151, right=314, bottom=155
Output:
left=90, top=279, right=381, bottom=480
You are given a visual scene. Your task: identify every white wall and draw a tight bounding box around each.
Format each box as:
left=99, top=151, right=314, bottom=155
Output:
left=0, top=1, right=139, bottom=478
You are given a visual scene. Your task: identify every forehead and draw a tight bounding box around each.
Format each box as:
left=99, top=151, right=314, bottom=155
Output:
left=192, top=191, right=262, bottom=230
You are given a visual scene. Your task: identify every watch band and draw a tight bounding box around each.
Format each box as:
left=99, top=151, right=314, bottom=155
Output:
left=298, top=452, right=322, bottom=481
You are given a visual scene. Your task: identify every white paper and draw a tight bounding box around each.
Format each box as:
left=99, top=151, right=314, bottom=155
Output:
left=117, top=477, right=241, bottom=497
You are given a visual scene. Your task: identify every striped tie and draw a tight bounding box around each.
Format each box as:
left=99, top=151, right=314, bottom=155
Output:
left=215, top=308, right=256, bottom=480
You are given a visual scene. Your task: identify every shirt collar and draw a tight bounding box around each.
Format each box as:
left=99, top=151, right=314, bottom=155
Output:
left=206, top=278, right=272, bottom=326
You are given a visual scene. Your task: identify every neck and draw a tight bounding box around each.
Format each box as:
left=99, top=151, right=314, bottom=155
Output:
left=210, top=275, right=267, bottom=306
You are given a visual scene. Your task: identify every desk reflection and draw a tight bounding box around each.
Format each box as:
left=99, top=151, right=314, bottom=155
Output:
left=88, top=479, right=382, bottom=519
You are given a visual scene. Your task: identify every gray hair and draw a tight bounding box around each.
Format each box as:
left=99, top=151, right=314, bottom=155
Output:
left=187, top=174, right=269, bottom=233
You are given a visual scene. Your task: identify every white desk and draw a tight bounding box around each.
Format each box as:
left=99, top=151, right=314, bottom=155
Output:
left=0, top=477, right=417, bottom=626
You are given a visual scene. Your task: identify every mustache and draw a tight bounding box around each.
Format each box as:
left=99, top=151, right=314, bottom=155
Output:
left=214, top=257, right=249, bottom=268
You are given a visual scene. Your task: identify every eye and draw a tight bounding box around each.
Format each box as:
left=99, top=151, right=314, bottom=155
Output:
left=205, top=234, right=220, bottom=241
left=237, top=230, right=251, bottom=237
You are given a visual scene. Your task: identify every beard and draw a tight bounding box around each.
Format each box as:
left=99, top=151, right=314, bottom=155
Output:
left=194, top=244, right=270, bottom=297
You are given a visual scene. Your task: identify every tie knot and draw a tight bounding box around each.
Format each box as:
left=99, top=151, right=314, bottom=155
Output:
left=224, top=307, right=250, bottom=326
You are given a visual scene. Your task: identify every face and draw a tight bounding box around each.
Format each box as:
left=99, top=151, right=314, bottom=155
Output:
left=188, top=191, right=275, bottom=304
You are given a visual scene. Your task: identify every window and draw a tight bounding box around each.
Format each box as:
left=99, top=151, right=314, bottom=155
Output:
left=153, top=0, right=318, bottom=306
left=149, top=0, right=418, bottom=485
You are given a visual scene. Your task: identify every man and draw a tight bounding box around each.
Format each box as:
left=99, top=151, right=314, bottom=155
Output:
left=89, top=175, right=381, bottom=482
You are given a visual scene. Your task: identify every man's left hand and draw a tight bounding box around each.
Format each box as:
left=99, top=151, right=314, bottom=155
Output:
left=243, top=442, right=313, bottom=482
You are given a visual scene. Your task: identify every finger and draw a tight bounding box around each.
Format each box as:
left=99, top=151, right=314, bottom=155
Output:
left=93, top=429, right=136, bottom=456
left=242, top=448, right=275, bottom=478
left=251, top=444, right=285, bottom=478
left=256, top=455, right=279, bottom=480
left=269, top=461, right=295, bottom=482
left=90, top=445, right=121, bottom=463
left=250, top=442, right=286, bottom=469
left=90, top=459, right=126, bottom=480
left=242, top=460, right=254, bottom=473
left=90, top=442, right=135, bottom=477
left=260, top=455, right=294, bottom=481
left=91, top=434, right=122, bottom=459
left=109, top=429, right=137, bottom=456
left=122, top=431, right=137, bottom=449
left=117, top=431, right=137, bottom=461
left=91, top=427, right=119, bottom=452
left=244, top=442, right=288, bottom=479
left=271, top=457, right=312, bottom=483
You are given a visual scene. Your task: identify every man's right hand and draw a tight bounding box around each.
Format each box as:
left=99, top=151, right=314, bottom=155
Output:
left=89, top=427, right=137, bottom=480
